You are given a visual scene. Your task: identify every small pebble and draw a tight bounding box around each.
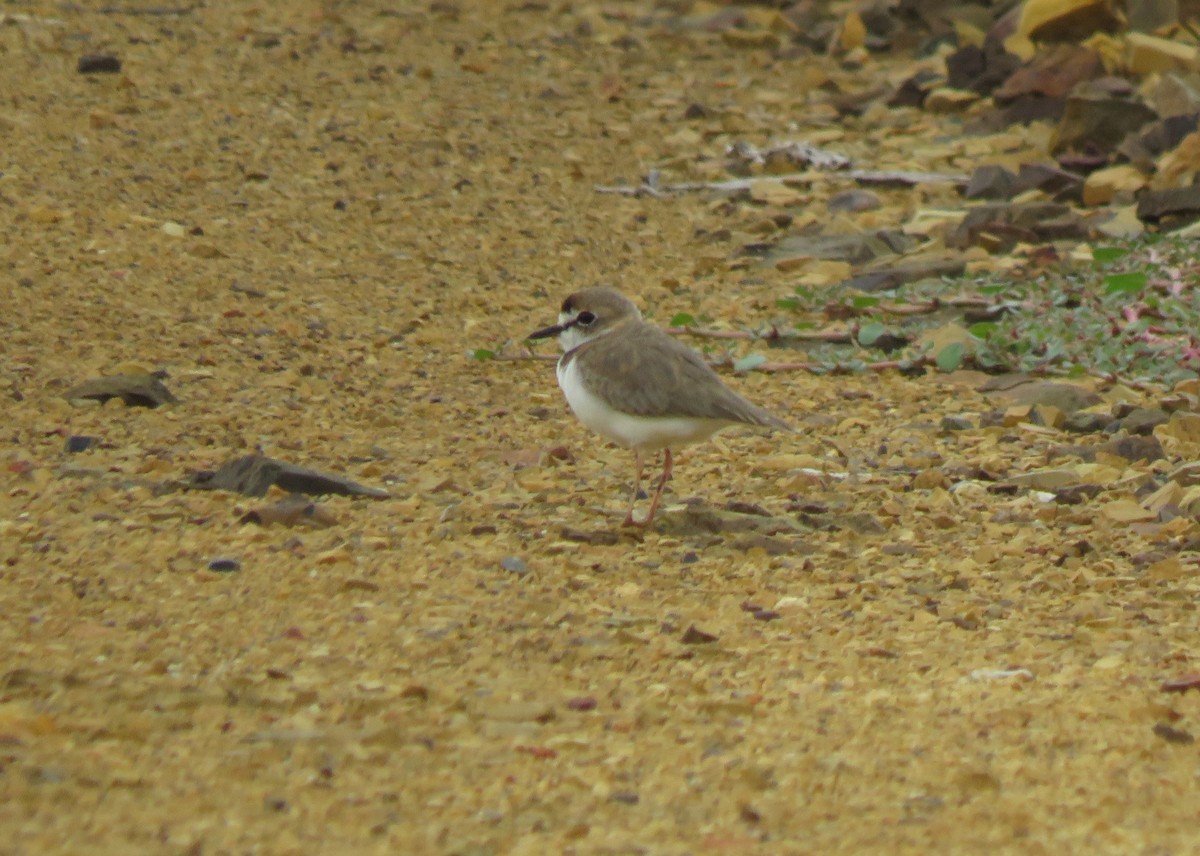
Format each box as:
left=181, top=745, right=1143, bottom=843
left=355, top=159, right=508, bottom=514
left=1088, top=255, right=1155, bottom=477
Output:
left=500, top=555, right=528, bottom=576
left=64, top=435, right=96, bottom=453
left=827, top=189, right=881, bottom=213
left=208, top=558, right=241, bottom=573
left=939, top=415, right=973, bottom=432
left=78, top=54, right=122, bottom=74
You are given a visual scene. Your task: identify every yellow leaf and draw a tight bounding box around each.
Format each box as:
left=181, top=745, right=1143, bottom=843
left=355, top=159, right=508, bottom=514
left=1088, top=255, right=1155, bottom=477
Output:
left=839, top=12, right=866, bottom=51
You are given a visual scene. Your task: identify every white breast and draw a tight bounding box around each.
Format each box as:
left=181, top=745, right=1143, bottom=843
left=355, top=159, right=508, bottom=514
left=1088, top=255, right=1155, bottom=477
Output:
left=557, top=356, right=729, bottom=452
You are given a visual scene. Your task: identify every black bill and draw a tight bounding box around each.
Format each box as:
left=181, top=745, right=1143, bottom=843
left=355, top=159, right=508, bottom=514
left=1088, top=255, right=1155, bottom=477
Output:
left=527, top=323, right=565, bottom=341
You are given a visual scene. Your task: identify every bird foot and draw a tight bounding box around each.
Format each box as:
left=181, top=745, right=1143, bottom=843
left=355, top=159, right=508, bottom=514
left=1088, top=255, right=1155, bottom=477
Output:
left=622, top=511, right=663, bottom=529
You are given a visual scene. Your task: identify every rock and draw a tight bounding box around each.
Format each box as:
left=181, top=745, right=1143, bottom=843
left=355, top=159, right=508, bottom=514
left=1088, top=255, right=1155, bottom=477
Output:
left=1118, top=114, right=1200, bottom=172
left=63, top=372, right=178, bottom=409
left=1153, top=130, right=1200, bottom=189
left=1003, top=404, right=1039, bottom=426
left=1101, top=499, right=1156, bottom=523
left=1128, top=0, right=1181, bottom=32
left=189, top=453, right=391, bottom=499
left=681, top=625, right=718, bottom=644
left=731, top=533, right=805, bottom=556
left=990, top=380, right=1102, bottom=414
left=1153, top=722, right=1195, bottom=745
left=759, top=233, right=903, bottom=266
left=1008, top=469, right=1081, bottom=490
left=64, top=435, right=97, bottom=453
left=912, top=468, right=949, bottom=490
left=1018, top=0, right=1122, bottom=42
left=1168, top=461, right=1200, bottom=486
left=837, top=512, right=887, bottom=535
left=500, top=556, right=529, bottom=576
left=964, top=165, right=1017, bottom=200
left=1098, top=434, right=1165, bottom=463
left=483, top=700, right=554, bottom=723
left=888, top=69, right=943, bottom=108
left=1057, top=150, right=1109, bottom=173
left=949, top=202, right=1085, bottom=251
left=1035, top=404, right=1065, bottom=429
left=990, top=96, right=1066, bottom=129
left=1126, top=32, right=1198, bottom=76
left=841, top=257, right=966, bottom=292
left=925, top=87, right=979, bottom=113
left=1093, top=205, right=1145, bottom=239
left=1147, top=74, right=1200, bottom=119
left=1137, top=186, right=1200, bottom=225
left=994, top=44, right=1104, bottom=102
left=917, top=323, right=976, bottom=360
left=560, top=528, right=621, bottom=546
left=240, top=495, right=338, bottom=529
left=1116, top=408, right=1170, bottom=435
left=1159, top=392, right=1200, bottom=413
left=676, top=505, right=763, bottom=534
left=1050, top=81, right=1157, bottom=156
left=1063, top=410, right=1114, bottom=432
left=1054, top=484, right=1104, bottom=504
left=78, top=55, right=122, bottom=74
left=726, top=140, right=850, bottom=175
left=940, top=415, right=974, bottom=431
left=1081, top=165, right=1147, bottom=206
left=721, top=30, right=781, bottom=51
left=1012, top=162, right=1084, bottom=201
left=946, top=40, right=1022, bottom=95
left=827, top=189, right=881, bottom=213
left=852, top=170, right=969, bottom=189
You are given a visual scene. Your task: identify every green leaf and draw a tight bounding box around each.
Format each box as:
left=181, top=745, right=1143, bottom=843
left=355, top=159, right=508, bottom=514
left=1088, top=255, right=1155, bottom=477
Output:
left=1092, top=246, right=1129, bottom=264
left=968, top=321, right=997, bottom=338
left=1104, top=272, right=1146, bottom=295
left=669, top=312, right=696, bottom=327
left=850, top=295, right=880, bottom=309
left=775, top=297, right=800, bottom=311
left=935, top=342, right=964, bottom=372
left=793, top=320, right=818, bottom=330
left=733, top=353, right=767, bottom=373
left=471, top=348, right=496, bottom=361
left=857, top=321, right=886, bottom=347
left=979, top=284, right=1008, bottom=295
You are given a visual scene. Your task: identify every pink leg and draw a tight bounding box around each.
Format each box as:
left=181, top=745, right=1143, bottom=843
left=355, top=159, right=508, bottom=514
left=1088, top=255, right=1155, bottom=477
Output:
left=622, top=448, right=644, bottom=527
left=641, top=448, right=673, bottom=527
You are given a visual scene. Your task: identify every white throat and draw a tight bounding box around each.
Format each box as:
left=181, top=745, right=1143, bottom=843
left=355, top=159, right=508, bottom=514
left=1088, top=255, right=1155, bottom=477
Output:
left=558, top=316, right=590, bottom=352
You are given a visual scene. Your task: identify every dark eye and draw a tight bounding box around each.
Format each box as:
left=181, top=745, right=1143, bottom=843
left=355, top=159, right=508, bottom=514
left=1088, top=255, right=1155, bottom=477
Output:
left=576, top=311, right=596, bottom=325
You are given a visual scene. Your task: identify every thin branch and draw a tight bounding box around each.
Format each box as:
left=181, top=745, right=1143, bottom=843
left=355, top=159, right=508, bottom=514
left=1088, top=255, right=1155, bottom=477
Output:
left=736, top=358, right=920, bottom=374
left=666, top=325, right=852, bottom=343
left=595, top=169, right=968, bottom=197
left=496, top=352, right=556, bottom=363
left=96, top=4, right=198, bottom=14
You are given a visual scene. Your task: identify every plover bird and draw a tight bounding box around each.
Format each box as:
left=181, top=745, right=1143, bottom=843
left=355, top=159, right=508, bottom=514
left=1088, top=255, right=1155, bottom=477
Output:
left=528, top=287, right=791, bottom=526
